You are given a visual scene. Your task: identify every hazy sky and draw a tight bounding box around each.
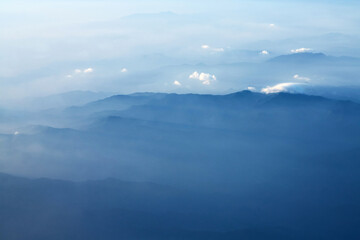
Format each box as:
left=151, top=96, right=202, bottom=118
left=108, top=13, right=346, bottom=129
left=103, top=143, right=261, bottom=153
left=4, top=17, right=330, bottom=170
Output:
left=1, top=0, right=360, bottom=101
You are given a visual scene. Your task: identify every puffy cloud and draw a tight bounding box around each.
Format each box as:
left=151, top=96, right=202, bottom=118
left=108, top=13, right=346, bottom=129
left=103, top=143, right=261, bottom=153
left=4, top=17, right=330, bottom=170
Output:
left=189, top=71, right=200, bottom=79
left=121, top=68, right=128, bottom=73
left=247, top=87, right=256, bottom=91
left=201, top=45, right=210, bottom=49
left=261, top=82, right=306, bottom=94
left=83, top=68, right=94, bottom=73
left=260, top=50, right=269, bottom=55
left=173, top=80, right=182, bottom=86
left=189, top=71, right=216, bottom=85
left=293, top=74, right=311, bottom=82
left=291, top=48, right=312, bottom=53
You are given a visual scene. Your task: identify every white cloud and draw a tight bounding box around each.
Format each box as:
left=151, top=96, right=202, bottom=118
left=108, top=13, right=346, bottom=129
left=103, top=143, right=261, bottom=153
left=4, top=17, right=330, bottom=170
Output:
left=291, top=48, right=312, bottom=53
left=189, top=71, right=216, bottom=85
left=66, top=75, right=73, bottom=78
left=261, top=82, right=305, bottom=94
left=83, top=68, right=94, bottom=73
left=293, top=74, right=311, bottom=82
left=269, top=23, right=276, bottom=28
left=202, top=80, right=211, bottom=85
left=201, top=45, right=224, bottom=52
left=189, top=71, right=200, bottom=79
left=74, top=68, right=94, bottom=74
left=260, top=50, right=269, bottom=55
left=173, top=80, right=181, bottom=86
left=14, top=131, right=20, bottom=135
left=247, top=87, right=256, bottom=91
left=121, top=68, right=128, bottom=73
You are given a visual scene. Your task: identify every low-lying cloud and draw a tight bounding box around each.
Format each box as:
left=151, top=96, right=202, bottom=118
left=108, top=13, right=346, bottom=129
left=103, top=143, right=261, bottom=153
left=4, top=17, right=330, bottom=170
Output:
left=67, top=68, right=95, bottom=78
left=261, top=82, right=306, bottom=94
left=201, top=45, right=224, bottom=53
left=173, top=80, right=182, bottom=86
left=189, top=71, right=217, bottom=85
left=291, top=48, right=312, bottom=53
left=83, top=68, right=94, bottom=73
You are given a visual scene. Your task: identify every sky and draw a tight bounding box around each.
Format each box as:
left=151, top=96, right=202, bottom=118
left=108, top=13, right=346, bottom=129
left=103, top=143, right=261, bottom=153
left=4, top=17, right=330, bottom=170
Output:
left=1, top=0, right=360, bottom=102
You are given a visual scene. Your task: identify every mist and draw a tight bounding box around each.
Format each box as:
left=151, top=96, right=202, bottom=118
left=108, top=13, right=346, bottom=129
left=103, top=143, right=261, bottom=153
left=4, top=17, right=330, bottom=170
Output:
left=1, top=0, right=360, bottom=102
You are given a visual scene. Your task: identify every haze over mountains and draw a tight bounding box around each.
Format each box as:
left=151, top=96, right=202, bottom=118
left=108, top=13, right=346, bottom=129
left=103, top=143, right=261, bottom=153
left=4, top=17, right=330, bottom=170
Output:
left=2, top=0, right=360, bottom=101
left=2, top=51, right=360, bottom=111
left=1, top=0, right=360, bottom=239
left=1, top=90, right=360, bottom=239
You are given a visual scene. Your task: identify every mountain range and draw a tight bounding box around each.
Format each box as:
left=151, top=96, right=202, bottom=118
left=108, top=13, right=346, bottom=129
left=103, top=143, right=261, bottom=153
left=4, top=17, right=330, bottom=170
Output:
left=1, top=91, right=360, bottom=239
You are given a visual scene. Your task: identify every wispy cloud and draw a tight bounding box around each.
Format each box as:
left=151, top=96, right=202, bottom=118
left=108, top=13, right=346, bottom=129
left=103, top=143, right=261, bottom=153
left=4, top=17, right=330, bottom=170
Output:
left=291, top=48, right=312, bottom=53
left=293, top=74, right=311, bottom=82
left=201, top=45, right=224, bottom=53
left=65, top=68, right=94, bottom=79
left=74, top=68, right=94, bottom=74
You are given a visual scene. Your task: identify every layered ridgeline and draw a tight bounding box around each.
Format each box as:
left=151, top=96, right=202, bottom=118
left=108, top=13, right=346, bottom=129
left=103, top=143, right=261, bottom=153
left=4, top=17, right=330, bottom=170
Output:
left=1, top=91, right=360, bottom=239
